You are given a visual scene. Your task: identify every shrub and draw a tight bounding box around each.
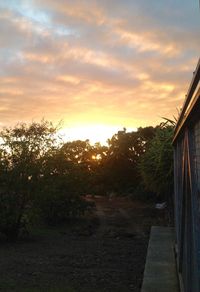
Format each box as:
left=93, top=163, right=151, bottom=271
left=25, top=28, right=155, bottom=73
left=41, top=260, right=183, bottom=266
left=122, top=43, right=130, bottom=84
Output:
left=0, top=121, right=58, bottom=240
left=0, top=192, right=25, bottom=240
left=38, top=190, right=95, bottom=225
left=139, top=123, right=174, bottom=201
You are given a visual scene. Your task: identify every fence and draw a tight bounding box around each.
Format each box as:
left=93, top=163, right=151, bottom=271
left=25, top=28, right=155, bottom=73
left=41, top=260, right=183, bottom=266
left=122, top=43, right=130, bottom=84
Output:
left=173, top=58, right=200, bottom=292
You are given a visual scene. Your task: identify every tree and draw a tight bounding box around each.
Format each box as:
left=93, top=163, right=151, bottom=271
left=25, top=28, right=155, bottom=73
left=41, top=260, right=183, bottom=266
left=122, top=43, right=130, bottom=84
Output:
left=102, top=127, right=157, bottom=193
left=0, top=120, right=58, bottom=239
left=37, top=147, right=95, bottom=224
left=61, top=140, right=109, bottom=195
left=139, top=122, right=174, bottom=201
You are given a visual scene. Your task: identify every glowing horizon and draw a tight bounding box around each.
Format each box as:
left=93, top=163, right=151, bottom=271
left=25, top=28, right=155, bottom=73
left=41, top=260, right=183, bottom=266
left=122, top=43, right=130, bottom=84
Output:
left=0, top=1, right=199, bottom=130
left=58, top=124, right=137, bottom=145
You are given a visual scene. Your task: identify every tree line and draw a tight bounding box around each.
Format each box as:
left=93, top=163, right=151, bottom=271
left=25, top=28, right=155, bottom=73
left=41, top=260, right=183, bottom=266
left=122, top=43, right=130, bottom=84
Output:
left=0, top=120, right=174, bottom=240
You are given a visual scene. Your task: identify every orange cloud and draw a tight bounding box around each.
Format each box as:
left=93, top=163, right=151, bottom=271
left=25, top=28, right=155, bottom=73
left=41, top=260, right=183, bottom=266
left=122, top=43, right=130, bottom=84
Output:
left=0, top=0, right=199, bottom=135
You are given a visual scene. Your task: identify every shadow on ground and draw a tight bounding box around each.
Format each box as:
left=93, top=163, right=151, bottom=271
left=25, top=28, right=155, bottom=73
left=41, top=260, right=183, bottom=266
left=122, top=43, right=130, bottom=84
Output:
left=0, top=196, right=166, bottom=292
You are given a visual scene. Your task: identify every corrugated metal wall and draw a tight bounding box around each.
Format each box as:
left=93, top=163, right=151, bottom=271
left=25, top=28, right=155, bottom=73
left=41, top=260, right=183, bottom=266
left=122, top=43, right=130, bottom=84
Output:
left=194, top=120, right=200, bottom=290
left=174, top=128, right=200, bottom=292
left=173, top=59, right=200, bottom=292
left=194, top=120, right=200, bottom=191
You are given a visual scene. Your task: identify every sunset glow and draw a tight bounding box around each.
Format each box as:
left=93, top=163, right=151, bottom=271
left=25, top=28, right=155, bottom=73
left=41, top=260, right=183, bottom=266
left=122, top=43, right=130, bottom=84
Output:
left=59, top=124, right=136, bottom=145
left=0, top=0, right=199, bottom=138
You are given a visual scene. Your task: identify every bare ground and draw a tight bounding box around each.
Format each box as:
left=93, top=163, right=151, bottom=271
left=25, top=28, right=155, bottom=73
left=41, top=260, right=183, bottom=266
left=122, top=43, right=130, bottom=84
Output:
left=0, top=197, right=166, bottom=292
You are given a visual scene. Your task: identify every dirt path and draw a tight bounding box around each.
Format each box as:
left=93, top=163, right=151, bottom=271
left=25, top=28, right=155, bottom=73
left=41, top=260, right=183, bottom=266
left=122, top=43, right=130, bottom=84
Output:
left=0, top=197, right=165, bottom=292
left=93, top=197, right=159, bottom=239
left=94, top=199, right=137, bottom=238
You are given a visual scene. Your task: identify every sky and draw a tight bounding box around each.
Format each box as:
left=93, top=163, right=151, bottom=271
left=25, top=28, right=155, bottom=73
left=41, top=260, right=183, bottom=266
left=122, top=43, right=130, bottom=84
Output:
left=0, top=0, right=199, bottom=144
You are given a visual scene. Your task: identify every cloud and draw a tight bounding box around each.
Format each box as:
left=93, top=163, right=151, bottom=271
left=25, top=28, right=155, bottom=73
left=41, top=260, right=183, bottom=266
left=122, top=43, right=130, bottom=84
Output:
left=0, top=0, right=199, bottom=131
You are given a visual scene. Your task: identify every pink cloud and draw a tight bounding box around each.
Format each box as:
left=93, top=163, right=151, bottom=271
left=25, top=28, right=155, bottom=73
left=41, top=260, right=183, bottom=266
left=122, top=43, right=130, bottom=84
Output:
left=0, top=0, right=198, bottom=131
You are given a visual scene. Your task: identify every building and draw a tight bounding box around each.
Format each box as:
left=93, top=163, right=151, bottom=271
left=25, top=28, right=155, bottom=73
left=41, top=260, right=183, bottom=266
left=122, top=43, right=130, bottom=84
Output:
left=173, top=58, right=200, bottom=292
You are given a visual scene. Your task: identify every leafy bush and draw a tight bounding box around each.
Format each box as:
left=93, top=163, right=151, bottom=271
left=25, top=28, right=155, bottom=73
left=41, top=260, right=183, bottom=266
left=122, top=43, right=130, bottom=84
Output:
left=36, top=149, right=95, bottom=225
left=0, top=121, right=97, bottom=239
left=38, top=192, right=95, bottom=225
left=0, top=121, right=58, bottom=240
left=0, top=191, right=30, bottom=240
left=139, top=123, right=174, bottom=201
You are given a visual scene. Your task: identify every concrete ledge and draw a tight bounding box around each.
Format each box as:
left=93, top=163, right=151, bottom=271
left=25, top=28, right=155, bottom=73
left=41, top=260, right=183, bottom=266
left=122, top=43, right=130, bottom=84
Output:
left=141, top=226, right=179, bottom=292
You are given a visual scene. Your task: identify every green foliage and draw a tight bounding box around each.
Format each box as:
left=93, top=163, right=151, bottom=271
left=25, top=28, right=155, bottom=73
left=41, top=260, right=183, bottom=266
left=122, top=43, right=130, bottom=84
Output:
left=37, top=149, right=95, bottom=224
left=0, top=191, right=30, bottom=240
left=0, top=118, right=175, bottom=240
left=102, top=127, right=156, bottom=193
left=38, top=190, right=93, bottom=225
left=0, top=120, right=58, bottom=239
left=139, top=122, right=174, bottom=199
left=0, top=121, right=97, bottom=239
left=61, top=140, right=109, bottom=196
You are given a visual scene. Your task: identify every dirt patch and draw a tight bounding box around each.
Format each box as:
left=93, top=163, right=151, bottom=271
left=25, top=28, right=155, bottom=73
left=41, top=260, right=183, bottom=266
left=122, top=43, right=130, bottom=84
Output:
left=0, top=197, right=166, bottom=292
